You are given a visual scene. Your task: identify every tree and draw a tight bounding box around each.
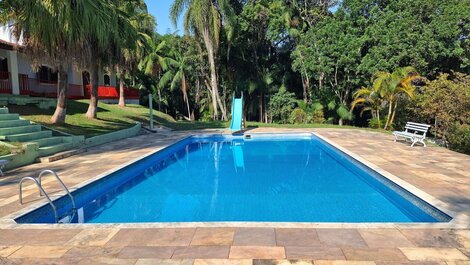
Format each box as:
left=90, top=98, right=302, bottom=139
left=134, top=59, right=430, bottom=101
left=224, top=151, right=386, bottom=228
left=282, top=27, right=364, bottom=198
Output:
left=411, top=72, right=470, bottom=140
left=0, top=0, right=107, bottom=123
left=84, top=0, right=139, bottom=119
left=170, top=0, right=235, bottom=121
left=115, top=0, right=155, bottom=107
left=158, top=48, right=193, bottom=120
left=139, top=36, right=169, bottom=111
left=350, top=86, right=384, bottom=127
left=351, top=67, right=419, bottom=130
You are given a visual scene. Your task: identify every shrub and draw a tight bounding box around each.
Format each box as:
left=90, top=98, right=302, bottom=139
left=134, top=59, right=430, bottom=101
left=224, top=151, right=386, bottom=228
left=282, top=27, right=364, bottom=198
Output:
left=289, top=108, right=308, bottom=124
left=447, top=123, right=470, bottom=154
left=368, top=118, right=387, bottom=129
left=268, top=87, right=296, bottom=123
left=311, top=109, right=325, bottom=124
left=410, top=72, right=470, bottom=138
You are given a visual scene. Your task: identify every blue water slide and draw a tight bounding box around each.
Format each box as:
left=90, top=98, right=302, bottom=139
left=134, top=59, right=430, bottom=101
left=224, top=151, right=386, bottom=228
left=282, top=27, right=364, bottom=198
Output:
left=229, top=94, right=243, bottom=130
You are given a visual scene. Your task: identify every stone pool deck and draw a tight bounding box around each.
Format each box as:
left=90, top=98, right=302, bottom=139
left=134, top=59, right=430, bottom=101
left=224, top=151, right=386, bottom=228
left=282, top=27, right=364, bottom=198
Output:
left=0, top=128, right=469, bottom=264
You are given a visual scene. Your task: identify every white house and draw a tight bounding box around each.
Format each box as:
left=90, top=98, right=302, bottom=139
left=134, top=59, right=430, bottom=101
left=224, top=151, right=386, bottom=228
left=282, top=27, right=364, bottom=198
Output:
left=0, top=26, right=139, bottom=102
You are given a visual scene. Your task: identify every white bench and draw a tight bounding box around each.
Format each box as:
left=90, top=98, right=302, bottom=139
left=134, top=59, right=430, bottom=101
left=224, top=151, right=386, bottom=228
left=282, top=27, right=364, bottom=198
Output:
left=393, top=122, right=431, bottom=147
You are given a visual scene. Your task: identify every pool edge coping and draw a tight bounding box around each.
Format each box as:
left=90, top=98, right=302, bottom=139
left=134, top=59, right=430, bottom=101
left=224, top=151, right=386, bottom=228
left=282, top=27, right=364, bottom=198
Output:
left=2, top=130, right=469, bottom=229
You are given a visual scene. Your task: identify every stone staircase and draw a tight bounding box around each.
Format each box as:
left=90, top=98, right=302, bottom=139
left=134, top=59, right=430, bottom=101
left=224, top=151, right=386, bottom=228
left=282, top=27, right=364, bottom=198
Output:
left=0, top=108, right=75, bottom=157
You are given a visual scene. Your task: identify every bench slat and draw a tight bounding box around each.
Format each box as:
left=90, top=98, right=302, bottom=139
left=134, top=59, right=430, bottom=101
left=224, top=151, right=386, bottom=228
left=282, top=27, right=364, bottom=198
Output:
left=407, top=122, right=431, bottom=127
left=405, top=125, right=428, bottom=132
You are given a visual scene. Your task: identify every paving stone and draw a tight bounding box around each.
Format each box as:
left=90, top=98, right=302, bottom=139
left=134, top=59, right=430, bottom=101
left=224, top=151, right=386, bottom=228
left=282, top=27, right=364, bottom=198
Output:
left=285, top=246, right=345, bottom=260
left=253, top=260, right=313, bottom=265
left=229, top=246, right=286, bottom=259
left=453, top=231, right=470, bottom=248
left=117, top=246, right=175, bottom=259
left=233, top=228, right=276, bottom=246
left=375, top=261, right=447, bottom=265
left=0, top=246, right=21, bottom=258
left=63, top=246, right=122, bottom=258
left=399, top=248, right=468, bottom=261
left=136, top=259, right=194, bottom=265
left=77, top=257, right=137, bottom=265
left=14, top=257, right=84, bottom=265
left=316, top=229, right=367, bottom=248
left=172, top=246, right=230, bottom=259
left=313, top=261, right=376, bottom=265
left=106, top=228, right=156, bottom=246
left=148, top=228, right=196, bottom=246
left=67, top=229, right=120, bottom=246
left=276, top=229, right=320, bottom=247
left=400, top=230, right=462, bottom=248
left=359, top=229, right=414, bottom=248
left=9, top=245, right=72, bottom=259
left=342, top=248, right=408, bottom=262
left=191, top=228, right=235, bottom=246
left=194, top=259, right=252, bottom=265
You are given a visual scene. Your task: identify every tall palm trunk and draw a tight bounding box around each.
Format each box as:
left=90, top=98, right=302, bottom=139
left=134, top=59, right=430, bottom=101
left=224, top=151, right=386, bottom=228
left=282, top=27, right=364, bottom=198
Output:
left=85, top=62, right=99, bottom=119
left=384, top=98, right=394, bottom=130
left=388, top=101, right=399, bottom=130
left=182, top=74, right=191, bottom=120
left=202, top=27, right=227, bottom=120
left=118, top=68, right=126, bottom=107
left=51, top=66, right=68, bottom=124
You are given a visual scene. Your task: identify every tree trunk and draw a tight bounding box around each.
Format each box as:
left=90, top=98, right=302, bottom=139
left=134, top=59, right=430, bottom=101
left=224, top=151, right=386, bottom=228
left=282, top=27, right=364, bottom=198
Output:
left=339, top=118, right=343, bottom=126
left=202, top=27, right=224, bottom=120
left=51, top=66, right=68, bottom=124
left=383, top=99, right=393, bottom=130
left=85, top=62, right=99, bottom=119
left=259, top=92, right=263, bottom=122
left=118, top=69, right=126, bottom=107
left=388, top=101, right=399, bottom=130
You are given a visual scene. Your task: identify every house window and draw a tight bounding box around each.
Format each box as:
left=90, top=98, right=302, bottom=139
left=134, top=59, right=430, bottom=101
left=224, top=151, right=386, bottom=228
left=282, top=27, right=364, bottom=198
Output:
left=38, top=65, right=58, bottom=84
left=104, top=74, right=110, bottom=86
left=0, top=58, right=8, bottom=80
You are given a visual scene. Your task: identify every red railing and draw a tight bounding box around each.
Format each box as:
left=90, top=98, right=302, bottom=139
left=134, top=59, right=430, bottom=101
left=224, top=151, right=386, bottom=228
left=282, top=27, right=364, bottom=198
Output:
left=19, top=75, right=83, bottom=99
left=0, top=72, right=12, bottom=94
left=85, top=84, right=139, bottom=99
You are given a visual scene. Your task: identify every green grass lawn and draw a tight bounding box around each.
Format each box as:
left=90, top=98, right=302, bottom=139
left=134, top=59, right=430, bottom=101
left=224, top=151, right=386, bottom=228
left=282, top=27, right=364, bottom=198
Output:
left=8, top=99, right=388, bottom=137
left=8, top=100, right=176, bottom=137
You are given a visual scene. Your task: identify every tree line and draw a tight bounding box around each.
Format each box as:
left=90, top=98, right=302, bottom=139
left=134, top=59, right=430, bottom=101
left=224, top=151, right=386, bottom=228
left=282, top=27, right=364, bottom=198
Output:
left=0, top=0, right=468, bottom=138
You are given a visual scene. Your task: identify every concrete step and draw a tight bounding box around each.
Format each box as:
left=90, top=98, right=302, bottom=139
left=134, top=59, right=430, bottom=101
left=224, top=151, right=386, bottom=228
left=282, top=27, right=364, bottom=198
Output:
left=0, top=108, right=9, bottom=114
left=38, top=142, right=74, bottom=157
left=5, top=130, right=52, bottom=142
left=0, top=125, right=41, bottom=137
left=33, top=137, right=66, bottom=147
left=0, top=119, right=30, bottom=128
left=0, top=113, right=20, bottom=121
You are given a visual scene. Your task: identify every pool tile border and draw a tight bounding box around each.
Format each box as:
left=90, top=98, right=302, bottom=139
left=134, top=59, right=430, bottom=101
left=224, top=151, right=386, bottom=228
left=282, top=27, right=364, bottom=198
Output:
left=1, top=131, right=469, bottom=229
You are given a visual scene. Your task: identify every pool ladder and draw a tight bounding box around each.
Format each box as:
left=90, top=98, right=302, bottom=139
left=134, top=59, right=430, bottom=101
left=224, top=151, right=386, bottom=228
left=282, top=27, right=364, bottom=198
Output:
left=19, top=170, right=77, bottom=223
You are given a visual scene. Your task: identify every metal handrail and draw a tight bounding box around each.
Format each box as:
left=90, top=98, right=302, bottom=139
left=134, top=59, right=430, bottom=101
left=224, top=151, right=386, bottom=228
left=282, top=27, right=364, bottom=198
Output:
left=19, top=177, right=58, bottom=223
left=38, top=170, right=76, bottom=214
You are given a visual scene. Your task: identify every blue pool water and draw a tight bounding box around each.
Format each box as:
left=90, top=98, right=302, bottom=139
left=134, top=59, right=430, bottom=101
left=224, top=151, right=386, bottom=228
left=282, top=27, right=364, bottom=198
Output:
left=16, top=134, right=450, bottom=223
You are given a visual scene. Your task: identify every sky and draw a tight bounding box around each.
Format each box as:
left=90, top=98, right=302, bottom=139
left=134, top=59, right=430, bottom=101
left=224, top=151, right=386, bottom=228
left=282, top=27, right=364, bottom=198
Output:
left=145, top=0, right=183, bottom=35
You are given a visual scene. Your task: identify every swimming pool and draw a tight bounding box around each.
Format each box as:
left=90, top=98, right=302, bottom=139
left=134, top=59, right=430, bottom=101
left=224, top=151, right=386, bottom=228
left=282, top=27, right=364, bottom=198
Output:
left=16, top=133, right=451, bottom=224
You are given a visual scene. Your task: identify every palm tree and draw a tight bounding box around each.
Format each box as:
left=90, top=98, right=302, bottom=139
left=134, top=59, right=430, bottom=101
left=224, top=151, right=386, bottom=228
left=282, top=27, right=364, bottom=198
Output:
left=0, top=0, right=107, bottom=123
left=139, top=36, right=169, bottom=111
left=350, top=86, right=384, bottom=127
left=378, top=67, right=419, bottom=130
left=115, top=0, right=155, bottom=107
left=158, top=49, right=193, bottom=120
left=170, top=0, right=234, bottom=121
left=351, top=67, right=419, bottom=130
left=84, top=1, right=138, bottom=119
